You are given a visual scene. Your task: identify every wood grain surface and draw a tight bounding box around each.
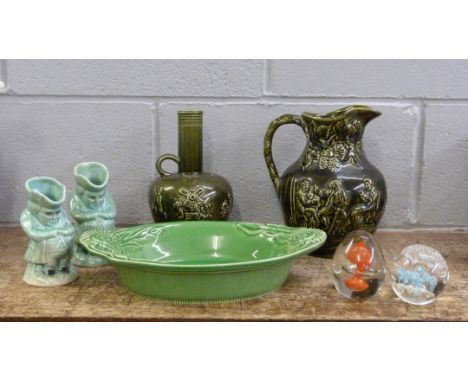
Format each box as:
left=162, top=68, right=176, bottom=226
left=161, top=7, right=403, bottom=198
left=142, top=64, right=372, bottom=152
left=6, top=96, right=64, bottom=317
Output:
left=0, top=227, right=466, bottom=321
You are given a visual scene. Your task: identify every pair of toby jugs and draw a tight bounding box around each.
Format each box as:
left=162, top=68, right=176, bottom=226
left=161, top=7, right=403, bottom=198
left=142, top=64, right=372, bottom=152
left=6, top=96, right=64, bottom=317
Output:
left=20, top=162, right=116, bottom=287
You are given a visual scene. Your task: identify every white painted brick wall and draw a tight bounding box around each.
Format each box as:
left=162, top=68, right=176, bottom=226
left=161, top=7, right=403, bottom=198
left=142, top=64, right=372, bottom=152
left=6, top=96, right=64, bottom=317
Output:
left=7, top=60, right=264, bottom=97
left=0, top=60, right=466, bottom=228
left=419, top=104, right=468, bottom=225
left=0, top=60, right=7, bottom=94
left=0, top=100, right=154, bottom=224
left=269, top=60, right=468, bottom=98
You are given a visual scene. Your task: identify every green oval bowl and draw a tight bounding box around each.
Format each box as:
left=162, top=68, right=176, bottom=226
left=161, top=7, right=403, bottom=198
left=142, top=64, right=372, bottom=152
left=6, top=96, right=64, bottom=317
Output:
left=79, top=221, right=326, bottom=303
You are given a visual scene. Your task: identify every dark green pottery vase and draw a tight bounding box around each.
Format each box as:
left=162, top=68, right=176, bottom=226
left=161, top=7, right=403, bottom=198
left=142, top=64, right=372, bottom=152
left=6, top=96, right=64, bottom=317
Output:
left=149, top=111, right=233, bottom=222
left=264, top=105, right=387, bottom=257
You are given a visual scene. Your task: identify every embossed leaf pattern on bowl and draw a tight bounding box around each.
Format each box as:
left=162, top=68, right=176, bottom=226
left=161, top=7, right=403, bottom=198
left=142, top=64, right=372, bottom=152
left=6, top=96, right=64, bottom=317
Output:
left=236, top=223, right=326, bottom=253
left=80, top=225, right=167, bottom=260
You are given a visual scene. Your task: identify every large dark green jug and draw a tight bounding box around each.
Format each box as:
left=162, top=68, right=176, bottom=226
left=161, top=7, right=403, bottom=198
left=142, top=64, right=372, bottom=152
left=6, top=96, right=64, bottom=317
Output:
left=149, top=111, right=233, bottom=222
left=264, top=105, right=387, bottom=256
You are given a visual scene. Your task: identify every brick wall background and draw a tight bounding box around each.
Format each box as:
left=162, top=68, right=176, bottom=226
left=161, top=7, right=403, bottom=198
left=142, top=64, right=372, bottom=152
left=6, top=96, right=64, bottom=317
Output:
left=0, top=59, right=466, bottom=228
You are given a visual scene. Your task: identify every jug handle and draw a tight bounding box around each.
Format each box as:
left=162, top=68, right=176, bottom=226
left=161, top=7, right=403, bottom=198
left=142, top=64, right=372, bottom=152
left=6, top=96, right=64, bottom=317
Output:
left=156, top=154, right=180, bottom=176
left=264, top=114, right=308, bottom=193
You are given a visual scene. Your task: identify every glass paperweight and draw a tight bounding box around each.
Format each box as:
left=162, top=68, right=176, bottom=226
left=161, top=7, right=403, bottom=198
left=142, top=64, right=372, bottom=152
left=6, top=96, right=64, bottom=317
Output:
left=389, top=244, right=449, bottom=305
left=332, top=231, right=386, bottom=299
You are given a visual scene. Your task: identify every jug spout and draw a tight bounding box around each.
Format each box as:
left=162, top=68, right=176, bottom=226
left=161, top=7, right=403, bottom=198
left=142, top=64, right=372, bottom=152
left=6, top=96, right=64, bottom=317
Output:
left=345, top=105, right=381, bottom=125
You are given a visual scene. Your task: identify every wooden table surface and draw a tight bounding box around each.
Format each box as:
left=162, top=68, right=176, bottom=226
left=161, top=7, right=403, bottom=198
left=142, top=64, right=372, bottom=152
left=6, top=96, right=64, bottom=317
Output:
left=0, top=227, right=466, bottom=321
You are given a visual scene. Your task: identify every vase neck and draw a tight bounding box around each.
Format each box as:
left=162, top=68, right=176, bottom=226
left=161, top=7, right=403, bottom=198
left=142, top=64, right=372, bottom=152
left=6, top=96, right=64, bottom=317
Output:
left=178, top=111, right=203, bottom=173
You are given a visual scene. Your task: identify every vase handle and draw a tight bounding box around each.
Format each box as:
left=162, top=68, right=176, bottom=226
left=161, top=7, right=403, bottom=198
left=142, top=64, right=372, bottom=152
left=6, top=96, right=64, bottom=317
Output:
left=156, top=154, right=180, bottom=176
left=263, top=114, right=308, bottom=194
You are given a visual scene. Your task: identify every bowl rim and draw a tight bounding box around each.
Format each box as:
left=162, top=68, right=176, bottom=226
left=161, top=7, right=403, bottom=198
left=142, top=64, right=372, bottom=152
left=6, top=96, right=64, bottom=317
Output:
left=79, top=221, right=327, bottom=272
